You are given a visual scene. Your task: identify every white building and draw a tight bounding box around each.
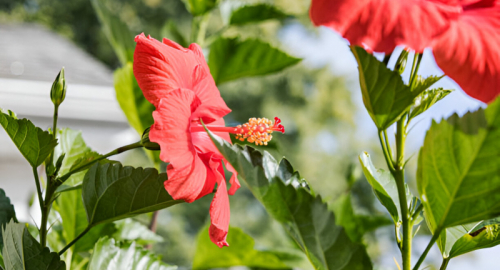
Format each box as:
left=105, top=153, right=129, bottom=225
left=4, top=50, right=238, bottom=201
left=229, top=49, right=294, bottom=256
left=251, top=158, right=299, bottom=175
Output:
left=0, top=24, right=137, bottom=221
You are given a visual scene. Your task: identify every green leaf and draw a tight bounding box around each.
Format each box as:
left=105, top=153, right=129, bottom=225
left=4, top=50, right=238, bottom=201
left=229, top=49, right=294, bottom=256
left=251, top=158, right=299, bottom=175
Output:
left=410, top=88, right=452, bottom=119
left=411, top=75, right=443, bottom=94
left=114, top=63, right=159, bottom=165
left=88, top=237, right=176, bottom=270
left=91, top=0, right=135, bottom=65
left=417, top=97, right=500, bottom=235
left=2, top=221, right=66, bottom=270
left=0, top=190, right=16, bottom=250
left=54, top=189, right=116, bottom=255
left=193, top=226, right=294, bottom=269
left=181, top=0, right=217, bottom=16
left=229, top=4, right=288, bottom=25
left=160, top=20, right=188, bottom=48
left=332, top=194, right=392, bottom=243
left=112, top=219, right=163, bottom=245
left=206, top=129, right=373, bottom=270
left=209, top=38, right=301, bottom=84
left=351, top=46, right=422, bottom=130
left=0, top=111, right=58, bottom=168
left=449, top=224, right=500, bottom=258
left=114, top=63, right=155, bottom=136
left=54, top=129, right=100, bottom=193
left=82, top=163, right=182, bottom=226
left=359, top=152, right=400, bottom=224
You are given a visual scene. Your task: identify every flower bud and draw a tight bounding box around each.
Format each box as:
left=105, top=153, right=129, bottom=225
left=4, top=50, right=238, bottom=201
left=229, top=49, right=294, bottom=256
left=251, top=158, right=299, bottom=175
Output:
left=50, top=68, right=67, bottom=107
left=394, top=48, right=409, bottom=75
left=141, top=127, right=161, bottom=150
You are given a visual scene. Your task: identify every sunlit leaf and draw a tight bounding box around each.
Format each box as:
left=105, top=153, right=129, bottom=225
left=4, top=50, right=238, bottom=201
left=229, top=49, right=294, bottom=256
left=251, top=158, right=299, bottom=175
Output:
left=207, top=128, right=373, bottom=270
left=417, top=97, right=500, bottom=235
left=410, top=88, right=452, bottom=119
left=0, top=111, right=58, bottom=168
left=351, top=46, right=424, bottom=130
left=114, top=64, right=158, bottom=165
left=112, top=219, right=163, bottom=245
left=193, top=226, right=298, bottom=269
left=411, top=75, right=443, bottom=94
left=88, top=237, right=176, bottom=270
left=2, top=221, right=66, bottom=270
left=359, top=152, right=400, bottom=223
left=229, top=4, right=288, bottom=25
left=209, top=38, right=301, bottom=84
left=449, top=224, right=500, bottom=258
left=114, top=63, right=155, bottom=136
left=0, top=189, right=16, bottom=250
left=54, top=129, right=100, bottom=193
left=82, top=163, right=182, bottom=226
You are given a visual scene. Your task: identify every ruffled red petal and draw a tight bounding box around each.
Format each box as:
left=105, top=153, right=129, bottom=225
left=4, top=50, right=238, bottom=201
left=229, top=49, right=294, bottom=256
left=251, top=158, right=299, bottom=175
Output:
left=208, top=162, right=230, bottom=248
left=432, top=1, right=500, bottom=102
left=133, top=34, right=230, bottom=121
left=149, top=89, right=206, bottom=203
left=310, top=0, right=461, bottom=52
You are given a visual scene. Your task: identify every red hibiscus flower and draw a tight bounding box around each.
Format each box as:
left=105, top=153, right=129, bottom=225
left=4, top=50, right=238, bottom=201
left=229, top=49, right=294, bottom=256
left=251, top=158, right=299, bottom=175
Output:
left=133, top=34, right=284, bottom=247
left=310, top=0, right=500, bottom=103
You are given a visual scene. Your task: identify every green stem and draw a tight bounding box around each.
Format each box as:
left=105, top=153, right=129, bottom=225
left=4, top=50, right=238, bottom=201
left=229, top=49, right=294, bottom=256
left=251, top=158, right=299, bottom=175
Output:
left=58, top=226, right=91, bottom=255
left=57, top=141, right=143, bottom=184
left=412, top=232, right=440, bottom=270
left=394, top=116, right=411, bottom=270
left=409, top=53, right=423, bottom=87
left=191, top=13, right=210, bottom=46
left=378, top=131, right=395, bottom=172
left=439, top=258, right=450, bottom=270
left=32, top=167, right=47, bottom=246
left=383, top=130, right=394, bottom=162
left=411, top=203, right=423, bottom=221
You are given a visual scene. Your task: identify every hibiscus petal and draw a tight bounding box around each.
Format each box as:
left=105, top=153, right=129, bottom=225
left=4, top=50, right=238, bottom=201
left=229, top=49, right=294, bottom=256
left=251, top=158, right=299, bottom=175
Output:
left=133, top=33, right=231, bottom=116
left=191, top=118, right=232, bottom=154
left=149, top=89, right=206, bottom=203
left=310, top=0, right=461, bottom=52
left=208, top=169, right=230, bottom=248
left=225, top=161, right=240, bottom=196
left=432, top=2, right=500, bottom=102
left=134, top=34, right=195, bottom=107
left=195, top=153, right=220, bottom=200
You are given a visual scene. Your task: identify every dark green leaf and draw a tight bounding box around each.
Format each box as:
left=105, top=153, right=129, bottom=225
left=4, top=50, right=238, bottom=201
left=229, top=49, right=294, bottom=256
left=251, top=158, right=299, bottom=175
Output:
left=351, top=46, right=422, bottom=130
left=91, top=0, right=135, bottom=65
left=88, top=237, right=176, bottom=270
left=112, top=219, right=163, bottom=245
left=417, top=97, right=500, bottom=235
left=181, top=0, right=217, bottom=16
left=209, top=38, right=301, bottom=84
left=229, top=4, right=288, bottom=25
left=54, top=129, right=100, bottom=193
left=207, top=129, right=373, bottom=270
left=82, top=163, right=182, bottom=226
left=0, top=189, right=16, bottom=250
left=193, top=226, right=294, bottom=269
left=2, top=221, right=66, bottom=270
left=359, top=152, right=400, bottom=223
left=332, top=194, right=392, bottom=243
left=410, top=88, right=452, bottom=119
left=0, top=111, right=58, bottom=168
